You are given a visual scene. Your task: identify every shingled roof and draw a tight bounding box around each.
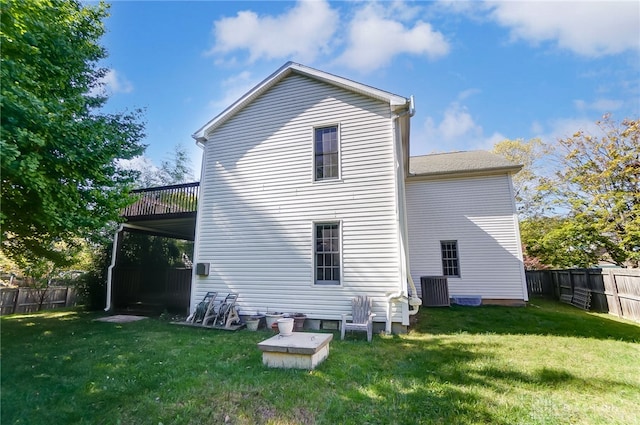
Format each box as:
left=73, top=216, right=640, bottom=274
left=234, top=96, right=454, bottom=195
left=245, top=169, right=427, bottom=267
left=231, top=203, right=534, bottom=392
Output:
left=409, top=150, right=522, bottom=179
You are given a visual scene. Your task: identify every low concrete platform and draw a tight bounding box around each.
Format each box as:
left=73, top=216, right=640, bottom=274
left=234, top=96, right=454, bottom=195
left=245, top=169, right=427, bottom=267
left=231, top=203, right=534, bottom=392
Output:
left=257, top=332, right=333, bottom=370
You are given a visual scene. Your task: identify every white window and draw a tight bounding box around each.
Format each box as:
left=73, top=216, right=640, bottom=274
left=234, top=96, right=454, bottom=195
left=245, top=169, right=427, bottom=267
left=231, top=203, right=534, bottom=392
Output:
left=441, top=240, right=460, bottom=277
left=314, top=126, right=339, bottom=181
left=315, top=222, right=340, bottom=285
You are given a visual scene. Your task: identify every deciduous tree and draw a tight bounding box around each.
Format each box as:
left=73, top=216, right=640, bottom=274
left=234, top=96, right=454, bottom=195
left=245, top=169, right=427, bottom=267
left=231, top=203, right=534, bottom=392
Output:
left=553, top=115, right=639, bottom=267
left=1, top=0, right=146, bottom=265
left=492, top=137, right=550, bottom=217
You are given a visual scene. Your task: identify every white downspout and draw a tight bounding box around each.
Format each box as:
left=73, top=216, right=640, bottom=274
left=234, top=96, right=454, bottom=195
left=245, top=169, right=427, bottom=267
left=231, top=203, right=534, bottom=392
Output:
left=402, top=97, right=421, bottom=315
left=386, top=97, right=421, bottom=333
left=386, top=97, right=418, bottom=334
left=105, top=224, right=125, bottom=312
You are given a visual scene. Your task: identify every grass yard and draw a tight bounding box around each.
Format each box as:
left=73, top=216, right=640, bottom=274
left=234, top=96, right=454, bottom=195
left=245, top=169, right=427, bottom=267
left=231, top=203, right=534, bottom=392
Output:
left=1, top=299, right=639, bottom=425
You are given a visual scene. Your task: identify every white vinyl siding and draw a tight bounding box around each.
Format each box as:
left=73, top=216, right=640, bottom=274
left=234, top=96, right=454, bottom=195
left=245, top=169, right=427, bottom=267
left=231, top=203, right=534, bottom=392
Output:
left=193, top=74, right=403, bottom=321
left=406, top=175, right=527, bottom=301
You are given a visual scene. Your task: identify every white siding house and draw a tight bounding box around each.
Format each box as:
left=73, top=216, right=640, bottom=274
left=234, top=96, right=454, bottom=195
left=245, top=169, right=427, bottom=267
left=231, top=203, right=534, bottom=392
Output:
left=189, top=62, right=527, bottom=332
left=406, top=152, right=528, bottom=304
left=191, top=63, right=414, bottom=330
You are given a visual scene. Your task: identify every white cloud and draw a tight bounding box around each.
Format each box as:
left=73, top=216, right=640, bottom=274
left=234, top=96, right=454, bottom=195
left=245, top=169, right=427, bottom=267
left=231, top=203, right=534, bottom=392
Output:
left=210, top=0, right=339, bottom=63
left=337, top=3, right=449, bottom=71
left=208, top=71, right=260, bottom=114
left=434, top=102, right=481, bottom=140
left=487, top=1, right=640, bottom=57
left=533, top=117, right=601, bottom=149
left=101, top=69, right=133, bottom=94
left=575, top=98, right=624, bottom=113
left=88, top=69, right=133, bottom=97
left=414, top=100, right=503, bottom=154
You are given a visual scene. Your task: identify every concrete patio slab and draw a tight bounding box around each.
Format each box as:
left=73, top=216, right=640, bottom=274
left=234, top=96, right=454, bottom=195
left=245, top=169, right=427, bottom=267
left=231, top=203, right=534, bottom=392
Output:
left=94, top=315, right=148, bottom=323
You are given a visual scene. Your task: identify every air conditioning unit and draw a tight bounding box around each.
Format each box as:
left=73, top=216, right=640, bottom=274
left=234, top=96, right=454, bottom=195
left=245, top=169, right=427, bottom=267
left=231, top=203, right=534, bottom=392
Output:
left=420, top=276, right=450, bottom=307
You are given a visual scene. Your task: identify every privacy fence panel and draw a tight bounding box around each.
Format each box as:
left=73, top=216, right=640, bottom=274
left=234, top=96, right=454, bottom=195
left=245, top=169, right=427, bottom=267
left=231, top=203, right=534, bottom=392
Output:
left=525, top=268, right=640, bottom=323
left=0, top=287, right=77, bottom=316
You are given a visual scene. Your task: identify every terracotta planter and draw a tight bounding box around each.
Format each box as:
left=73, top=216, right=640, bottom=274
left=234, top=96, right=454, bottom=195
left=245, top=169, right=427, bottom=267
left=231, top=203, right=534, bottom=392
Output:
left=292, top=314, right=307, bottom=331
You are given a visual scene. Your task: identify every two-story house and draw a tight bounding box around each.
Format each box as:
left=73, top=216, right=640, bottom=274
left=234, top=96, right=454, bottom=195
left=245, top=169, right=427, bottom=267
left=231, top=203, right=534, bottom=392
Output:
left=189, top=62, right=527, bottom=333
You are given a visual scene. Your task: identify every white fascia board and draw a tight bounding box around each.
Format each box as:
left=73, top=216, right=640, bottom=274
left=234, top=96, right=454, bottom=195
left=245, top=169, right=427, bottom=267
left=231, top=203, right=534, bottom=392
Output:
left=288, top=62, right=409, bottom=108
left=192, top=62, right=410, bottom=141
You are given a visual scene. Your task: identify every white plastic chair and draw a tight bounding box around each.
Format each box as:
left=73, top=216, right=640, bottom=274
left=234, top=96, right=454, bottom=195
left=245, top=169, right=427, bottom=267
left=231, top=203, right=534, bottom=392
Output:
left=341, top=296, right=375, bottom=342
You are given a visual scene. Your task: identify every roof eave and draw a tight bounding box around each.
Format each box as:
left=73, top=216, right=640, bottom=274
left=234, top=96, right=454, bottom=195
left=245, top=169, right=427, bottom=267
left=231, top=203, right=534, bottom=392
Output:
left=407, top=165, right=523, bottom=181
left=192, top=62, right=409, bottom=141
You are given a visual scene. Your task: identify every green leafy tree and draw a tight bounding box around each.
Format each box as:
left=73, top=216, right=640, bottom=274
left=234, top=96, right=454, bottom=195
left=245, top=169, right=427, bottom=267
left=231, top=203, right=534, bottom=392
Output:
left=1, top=0, right=146, bottom=266
left=520, top=216, right=608, bottom=269
left=553, top=115, right=639, bottom=267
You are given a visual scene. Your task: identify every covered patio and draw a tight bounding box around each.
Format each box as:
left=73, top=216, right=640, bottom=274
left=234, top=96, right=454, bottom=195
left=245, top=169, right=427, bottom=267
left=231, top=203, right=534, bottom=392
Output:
left=106, top=182, right=199, bottom=315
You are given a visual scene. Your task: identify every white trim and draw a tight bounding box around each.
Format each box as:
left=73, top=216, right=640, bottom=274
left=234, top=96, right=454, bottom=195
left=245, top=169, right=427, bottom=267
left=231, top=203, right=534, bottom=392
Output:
left=312, top=123, right=341, bottom=183
left=507, top=173, right=529, bottom=302
left=192, top=61, right=410, bottom=140
left=105, top=224, right=125, bottom=312
left=189, top=137, right=209, bottom=315
left=311, top=220, right=343, bottom=287
left=440, top=240, right=461, bottom=278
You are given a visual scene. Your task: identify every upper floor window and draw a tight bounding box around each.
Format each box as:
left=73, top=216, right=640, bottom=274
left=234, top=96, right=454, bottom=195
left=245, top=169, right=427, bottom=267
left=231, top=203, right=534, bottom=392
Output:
left=314, top=126, right=339, bottom=181
left=441, top=240, right=460, bottom=277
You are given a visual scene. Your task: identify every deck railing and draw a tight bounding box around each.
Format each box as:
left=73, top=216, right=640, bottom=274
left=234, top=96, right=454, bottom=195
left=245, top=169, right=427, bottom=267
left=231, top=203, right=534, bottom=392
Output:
left=122, top=182, right=200, bottom=218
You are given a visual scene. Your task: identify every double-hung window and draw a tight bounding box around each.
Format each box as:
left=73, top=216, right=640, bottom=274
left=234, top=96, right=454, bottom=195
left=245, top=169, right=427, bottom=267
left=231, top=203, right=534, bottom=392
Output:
left=314, top=126, right=339, bottom=181
left=315, top=223, right=340, bottom=285
left=441, top=240, right=460, bottom=277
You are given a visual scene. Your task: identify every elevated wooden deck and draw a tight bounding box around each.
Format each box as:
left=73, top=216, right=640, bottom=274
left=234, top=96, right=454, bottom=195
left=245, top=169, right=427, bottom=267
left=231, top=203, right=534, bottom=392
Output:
left=121, top=182, right=200, bottom=240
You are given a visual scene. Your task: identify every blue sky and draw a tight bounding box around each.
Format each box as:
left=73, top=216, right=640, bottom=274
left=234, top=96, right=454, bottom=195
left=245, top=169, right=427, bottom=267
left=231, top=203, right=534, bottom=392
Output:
left=97, top=1, right=640, bottom=178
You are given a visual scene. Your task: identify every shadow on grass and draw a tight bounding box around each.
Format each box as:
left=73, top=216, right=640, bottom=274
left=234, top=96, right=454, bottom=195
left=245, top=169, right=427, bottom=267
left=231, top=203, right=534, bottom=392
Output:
left=2, top=302, right=639, bottom=425
left=413, top=299, right=640, bottom=343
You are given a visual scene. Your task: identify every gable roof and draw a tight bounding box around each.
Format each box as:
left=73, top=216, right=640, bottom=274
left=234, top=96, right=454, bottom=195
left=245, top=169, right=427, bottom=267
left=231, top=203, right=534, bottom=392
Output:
left=409, top=150, right=522, bottom=179
left=192, top=62, right=411, bottom=141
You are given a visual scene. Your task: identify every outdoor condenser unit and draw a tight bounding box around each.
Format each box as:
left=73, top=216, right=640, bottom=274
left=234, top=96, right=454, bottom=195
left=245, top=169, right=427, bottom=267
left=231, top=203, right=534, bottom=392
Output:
left=420, top=276, right=450, bottom=307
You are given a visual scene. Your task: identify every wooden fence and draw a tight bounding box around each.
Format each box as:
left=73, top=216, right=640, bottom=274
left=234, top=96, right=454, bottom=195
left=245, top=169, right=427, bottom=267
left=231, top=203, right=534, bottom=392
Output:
left=526, top=268, right=640, bottom=323
left=0, top=287, right=78, bottom=316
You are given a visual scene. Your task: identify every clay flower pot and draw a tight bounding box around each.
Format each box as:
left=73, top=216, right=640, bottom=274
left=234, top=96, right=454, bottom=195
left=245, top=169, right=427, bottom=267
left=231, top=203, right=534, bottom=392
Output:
left=292, top=313, right=307, bottom=331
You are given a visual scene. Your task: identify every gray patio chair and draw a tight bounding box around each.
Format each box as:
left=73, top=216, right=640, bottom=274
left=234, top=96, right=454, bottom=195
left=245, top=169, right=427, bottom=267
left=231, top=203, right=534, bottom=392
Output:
left=341, top=295, right=375, bottom=342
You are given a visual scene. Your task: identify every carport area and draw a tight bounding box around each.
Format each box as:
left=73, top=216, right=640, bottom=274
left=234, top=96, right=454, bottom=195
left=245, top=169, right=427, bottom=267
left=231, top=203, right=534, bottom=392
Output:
left=106, top=182, right=199, bottom=315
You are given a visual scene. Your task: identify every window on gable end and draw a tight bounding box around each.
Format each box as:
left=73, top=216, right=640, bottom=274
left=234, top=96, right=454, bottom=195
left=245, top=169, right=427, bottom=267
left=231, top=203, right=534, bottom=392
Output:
left=314, top=126, right=339, bottom=181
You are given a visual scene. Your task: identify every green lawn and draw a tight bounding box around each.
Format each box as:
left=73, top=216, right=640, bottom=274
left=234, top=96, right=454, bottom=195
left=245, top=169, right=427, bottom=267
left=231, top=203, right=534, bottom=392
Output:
left=2, top=299, right=639, bottom=425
